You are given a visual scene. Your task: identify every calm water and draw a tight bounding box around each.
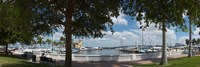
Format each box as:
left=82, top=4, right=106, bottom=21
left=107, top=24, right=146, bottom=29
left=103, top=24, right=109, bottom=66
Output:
left=74, top=49, right=132, bottom=55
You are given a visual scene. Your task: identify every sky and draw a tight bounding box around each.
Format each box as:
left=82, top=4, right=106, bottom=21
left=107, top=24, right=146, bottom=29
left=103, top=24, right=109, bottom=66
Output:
left=44, top=12, right=200, bottom=47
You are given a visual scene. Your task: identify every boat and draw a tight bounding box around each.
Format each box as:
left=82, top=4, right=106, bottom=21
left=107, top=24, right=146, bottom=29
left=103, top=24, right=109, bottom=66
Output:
left=79, top=47, right=90, bottom=50
left=91, top=47, right=103, bottom=50
left=72, top=48, right=79, bottom=53
left=119, top=47, right=139, bottom=53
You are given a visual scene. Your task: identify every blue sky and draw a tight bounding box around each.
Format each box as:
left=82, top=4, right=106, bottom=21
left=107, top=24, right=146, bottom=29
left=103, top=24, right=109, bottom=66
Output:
left=82, top=13, right=200, bottom=47
left=41, top=12, right=200, bottom=47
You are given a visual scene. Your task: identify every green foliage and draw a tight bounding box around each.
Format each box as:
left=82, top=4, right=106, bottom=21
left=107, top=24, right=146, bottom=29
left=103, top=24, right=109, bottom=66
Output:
left=57, top=41, right=64, bottom=45
left=0, top=0, right=56, bottom=45
left=186, top=38, right=200, bottom=46
left=33, top=1, right=122, bottom=66
left=52, top=41, right=58, bottom=46
left=192, top=38, right=200, bottom=45
left=0, top=1, right=32, bottom=45
left=37, top=36, right=43, bottom=44
left=185, top=39, right=189, bottom=45
left=197, top=38, right=200, bottom=45
left=34, top=0, right=121, bottom=38
left=121, top=0, right=192, bottom=65
left=122, top=0, right=187, bottom=31
left=192, top=38, right=196, bottom=45
left=60, top=36, right=66, bottom=43
left=184, top=0, right=200, bottom=27
left=46, top=38, right=51, bottom=44
left=51, top=40, right=64, bottom=46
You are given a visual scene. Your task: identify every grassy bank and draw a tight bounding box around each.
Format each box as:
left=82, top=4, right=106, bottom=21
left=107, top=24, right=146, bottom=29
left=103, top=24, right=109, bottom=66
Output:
left=0, top=54, right=50, bottom=67
left=135, top=56, right=200, bottom=67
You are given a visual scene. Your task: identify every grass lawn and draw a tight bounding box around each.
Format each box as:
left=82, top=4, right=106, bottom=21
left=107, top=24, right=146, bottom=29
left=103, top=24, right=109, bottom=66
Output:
left=0, top=54, right=51, bottom=67
left=135, top=56, right=200, bottom=67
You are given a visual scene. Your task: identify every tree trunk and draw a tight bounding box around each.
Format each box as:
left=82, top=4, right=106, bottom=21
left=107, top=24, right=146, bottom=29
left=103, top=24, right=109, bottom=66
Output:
left=188, top=20, right=192, bottom=57
left=65, top=30, right=72, bottom=67
left=159, top=21, right=168, bottom=65
left=5, top=44, right=8, bottom=55
left=65, top=0, right=76, bottom=67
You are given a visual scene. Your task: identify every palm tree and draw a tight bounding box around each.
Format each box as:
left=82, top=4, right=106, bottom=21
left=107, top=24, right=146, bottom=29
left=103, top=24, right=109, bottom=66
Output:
left=31, top=39, right=37, bottom=45
left=37, top=36, right=43, bottom=47
left=46, top=39, right=51, bottom=45
left=52, top=41, right=58, bottom=46
left=197, top=38, right=200, bottom=51
left=186, top=39, right=189, bottom=45
left=58, top=41, right=64, bottom=47
left=192, top=38, right=197, bottom=51
left=197, top=38, right=200, bottom=45
left=60, top=36, right=66, bottom=43
left=42, top=41, right=46, bottom=44
left=60, top=36, right=66, bottom=47
left=192, top=38, right=196, bottom=45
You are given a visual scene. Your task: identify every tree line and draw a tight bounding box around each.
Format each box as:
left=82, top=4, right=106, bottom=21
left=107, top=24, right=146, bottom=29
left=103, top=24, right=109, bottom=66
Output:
left=30, top=36, right=65, bottom=46
left=186, top=38, right=200, bottom=46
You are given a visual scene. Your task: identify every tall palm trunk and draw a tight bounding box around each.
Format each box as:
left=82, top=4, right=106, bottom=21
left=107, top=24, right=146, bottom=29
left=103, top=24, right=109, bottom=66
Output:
left=188, top=21, right=192, bottom=57
left=64, top=0, right=76, bottom=67
left=159, top=21, right=168, bottom=65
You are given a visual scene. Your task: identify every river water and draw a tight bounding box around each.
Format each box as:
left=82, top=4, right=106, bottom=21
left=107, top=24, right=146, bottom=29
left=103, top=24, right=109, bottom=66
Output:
left=74, top=49, right=132, bottom=55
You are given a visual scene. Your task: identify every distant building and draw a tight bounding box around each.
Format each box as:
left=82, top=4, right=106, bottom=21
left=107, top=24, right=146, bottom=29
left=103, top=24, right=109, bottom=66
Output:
left=72, top=40, right=83, bottom=49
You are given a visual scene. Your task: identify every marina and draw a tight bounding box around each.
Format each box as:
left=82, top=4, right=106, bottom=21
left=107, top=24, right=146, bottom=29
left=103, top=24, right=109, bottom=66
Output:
left=0, top=42, right=198, bottom=66
left=2, top=44, right=191, bottom=62
left=9, top=47, right=188, bottom=62
left=1, top=1, right=200, bottom=67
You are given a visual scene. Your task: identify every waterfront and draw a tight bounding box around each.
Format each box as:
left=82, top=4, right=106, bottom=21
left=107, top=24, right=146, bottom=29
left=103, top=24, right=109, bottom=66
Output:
left=74, top=49, right=128, bottom=55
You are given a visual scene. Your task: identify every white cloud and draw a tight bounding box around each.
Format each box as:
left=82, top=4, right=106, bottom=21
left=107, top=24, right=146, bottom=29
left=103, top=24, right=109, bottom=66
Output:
left=111, top=12, right=128, bottom=26
left=82, top=31, right=139, bottom=47
left=177, top=36, right=188, bottom=44
left=177, top=35, right=200, bottom=45
left=82, top=18, right=179, bottom=47
left=176, top=27, right=200, bottom=45
left=43, top=15, right=180, bottom=47
left=193, top=27, right=200, bottom=36
left=132, top=20, right=177, bottom=46
left=83, top=25, right=177, bottom=47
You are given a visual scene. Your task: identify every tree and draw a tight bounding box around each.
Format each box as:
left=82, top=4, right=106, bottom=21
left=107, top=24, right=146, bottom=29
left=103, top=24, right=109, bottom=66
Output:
left=184, top=0, right=200, bottom=57
left=46, top=38, right=52, bottom=45
left=57, top=41, right=65, bottom=47
left=122, top=0, right=187, bottom=65
left=32, top=0, right=121, bottom=66
left=0, top=1, right=33, bottom=55
left=59, top=37, right=66, bottom=47
left=0, top=0, right=59, bottom=55
left=52, top=41, right=58, bottom=46
left=188, top=19, right=193, bottom=57
left=36, top=36, right=43, bottom=47
left=197, top=38, right=200, bottom=45
left=60, top=36, right=66, bottom=43
left=31, top=39, right=37, bottom=45
left=192, top=38, right=196, bottom=45
left=42, top=40, right=46, bottom=45
left=186, top=39, right=189, bottom=45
